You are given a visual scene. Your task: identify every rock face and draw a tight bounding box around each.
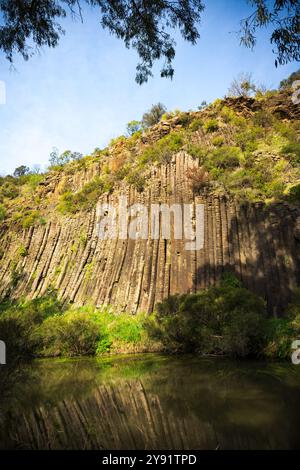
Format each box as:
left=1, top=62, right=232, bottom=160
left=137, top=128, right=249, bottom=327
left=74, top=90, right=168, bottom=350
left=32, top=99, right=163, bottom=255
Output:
left=0, top=151, right=299, bottom=315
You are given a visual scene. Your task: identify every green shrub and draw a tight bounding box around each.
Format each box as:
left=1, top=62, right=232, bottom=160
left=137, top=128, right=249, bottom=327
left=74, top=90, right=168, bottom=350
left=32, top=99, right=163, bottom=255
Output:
left=35, top=312, right=100, bottom=357
left=146, top=276, right=268, bottom=357
left=0, top=204, right=6, bottom=221
left=224, top=168, right=255, bottom=190
left=263, top=318, right=295, bottom=360
left=147, top=282, right=300, bottom=360
left=18, top=245, right=28, bottom=257
left=0, top=295, right=155, bottom=358
left=204, top=119, right=219, bottom=133
left=189, top=118, right=203, bottom=132
left=139, top=132, right=184, bottom=166
left=11, top=210, right=43, bottom=229
left=126, top=171, right=146, bottom=192
left=177, top=112, right=192, bottom=127
left=220, top=106, right=237, bottom=123
left=0, top=316, right=34, bottom=362
left=0, top=181, right=19, bottom=200
left=212, top=136, right=225, bottom=147
left=286, top=184, right=300, bottom=202
left=138, top=146, right=158, bottom=166
left=187, top=144, right=208, bottom=162
left=274, top=121, right=298, bottom=140
left=114, top=163, right=131, bottom=180
left=234, top=127, right=263, bottom=152
left=280, top=142, right=300, bottom=166
left=264, top=179, right=285, bottom=198
left=20, top=173, right=44, bottom=189
left=21, top=210, right=41, bottom=228
left=206, top=146, right=242, bottom=170
left=253, top=110, right=274, bottom=129
left=57, top=191, right=76, bottom=214
left=159, top=132, right=184, bottom=160
left=0, top=294, right=64, bottom=358
left=57, top=176, right=113, bottom=214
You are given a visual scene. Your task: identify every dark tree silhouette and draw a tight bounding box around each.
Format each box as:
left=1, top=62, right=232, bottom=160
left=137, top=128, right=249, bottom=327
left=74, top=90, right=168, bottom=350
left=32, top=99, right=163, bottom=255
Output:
left=0, top=1, right=299, bottom=84
left=240, top=0, right=300, bottom=66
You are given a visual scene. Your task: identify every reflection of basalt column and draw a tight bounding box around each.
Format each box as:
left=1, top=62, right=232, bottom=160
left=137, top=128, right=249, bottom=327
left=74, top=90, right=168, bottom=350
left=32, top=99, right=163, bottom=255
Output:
left=0, top=380, right=234, bottom=449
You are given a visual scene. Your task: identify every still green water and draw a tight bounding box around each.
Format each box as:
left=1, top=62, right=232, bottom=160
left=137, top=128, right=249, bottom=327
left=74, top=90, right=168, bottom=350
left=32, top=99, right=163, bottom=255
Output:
left=1, top=354, right=300, bottom=450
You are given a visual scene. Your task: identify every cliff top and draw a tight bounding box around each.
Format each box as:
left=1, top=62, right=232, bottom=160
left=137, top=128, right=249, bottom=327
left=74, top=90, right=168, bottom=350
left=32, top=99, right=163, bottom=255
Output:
left=0, top=87, right=299, bottom=232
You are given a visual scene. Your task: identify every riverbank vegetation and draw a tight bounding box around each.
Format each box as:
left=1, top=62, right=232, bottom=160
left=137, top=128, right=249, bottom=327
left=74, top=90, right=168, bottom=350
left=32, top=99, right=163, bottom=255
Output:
left=148, top=275, right=300, bottom=359
left=0, top=275, right=299, bottom=362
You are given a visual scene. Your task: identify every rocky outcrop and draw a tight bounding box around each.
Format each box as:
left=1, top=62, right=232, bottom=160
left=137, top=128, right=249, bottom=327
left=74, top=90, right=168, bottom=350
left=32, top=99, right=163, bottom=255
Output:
left=0, top=151, right=299, bottom=315
left=222, top=89, right=300, bottom=121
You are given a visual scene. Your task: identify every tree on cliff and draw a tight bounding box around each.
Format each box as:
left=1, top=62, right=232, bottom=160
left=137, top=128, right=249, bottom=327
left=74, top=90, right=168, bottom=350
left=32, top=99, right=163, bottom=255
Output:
left=13, top=165, right=30, bottom=178
left=280, top=68, right=300, bottom=88
left=0, top=1, right=299, bottom=84
left=228, top=73, right=257, bottom=98
left=49, top=148, right=83, bottom=167
left=142, top=103, right=167, bottom=128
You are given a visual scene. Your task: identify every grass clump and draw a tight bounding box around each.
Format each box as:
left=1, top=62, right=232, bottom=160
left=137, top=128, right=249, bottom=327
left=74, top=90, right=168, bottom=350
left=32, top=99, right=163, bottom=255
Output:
left=95, top=309, right=148, bottom=354
left=11, top=210, right=44, bottom=229
left=189, top=117, right=203, bottom=132
left=126, top=171, right=146, bottom=192
left=186, top=144, right=208, bottom=162
left=19, top=173, right=45, bottom=189
left=57, top=176, right=113, bottom=214
left=280, top=142, right=300, bottom=166
left=0, top=180, right=19, bottom=201
left=21, top=210, right=42, bottom=228
left=205, top=146, right=243, bottom=171
left=204, top=119, right=219, bottom=133
left=0, top=204, right=6, bottom=221
left=211, top=135, right=225, bottom=147
left=139, top=132, right=184, bottom=166
left=18, top=245, right=28, bottom=257
left=286, top=183, right=300, bottom=202
left=220, top=106, right=238, bottom=123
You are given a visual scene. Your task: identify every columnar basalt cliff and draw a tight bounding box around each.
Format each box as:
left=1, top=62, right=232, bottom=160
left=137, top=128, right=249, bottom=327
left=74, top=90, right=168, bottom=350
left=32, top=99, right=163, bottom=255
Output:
left=0, top=91, right=299, bottom=314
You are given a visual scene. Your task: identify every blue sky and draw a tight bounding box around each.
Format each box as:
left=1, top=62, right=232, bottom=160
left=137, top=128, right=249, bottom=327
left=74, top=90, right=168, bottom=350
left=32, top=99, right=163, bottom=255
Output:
left=0, top=0, right=298, bottom=175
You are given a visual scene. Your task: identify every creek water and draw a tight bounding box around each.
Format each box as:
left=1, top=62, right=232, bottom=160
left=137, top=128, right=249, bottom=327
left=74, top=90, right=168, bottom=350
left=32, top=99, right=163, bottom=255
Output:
left=1, top=354, right=300, bottom=449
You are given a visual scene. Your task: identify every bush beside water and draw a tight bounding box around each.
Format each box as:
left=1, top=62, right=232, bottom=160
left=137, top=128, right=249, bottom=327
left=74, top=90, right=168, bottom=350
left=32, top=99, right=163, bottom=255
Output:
left=0, top=277, right=299, bottom=361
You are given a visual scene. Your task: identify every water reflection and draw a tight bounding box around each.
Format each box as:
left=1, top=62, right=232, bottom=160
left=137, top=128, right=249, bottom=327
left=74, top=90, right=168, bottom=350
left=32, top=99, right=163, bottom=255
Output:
left=0, top=354, right=300, bottom=449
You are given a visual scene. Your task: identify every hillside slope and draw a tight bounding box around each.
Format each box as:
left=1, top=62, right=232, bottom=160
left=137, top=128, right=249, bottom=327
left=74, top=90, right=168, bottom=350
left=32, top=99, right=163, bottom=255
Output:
left=0, top=89, right=299, bottom=314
